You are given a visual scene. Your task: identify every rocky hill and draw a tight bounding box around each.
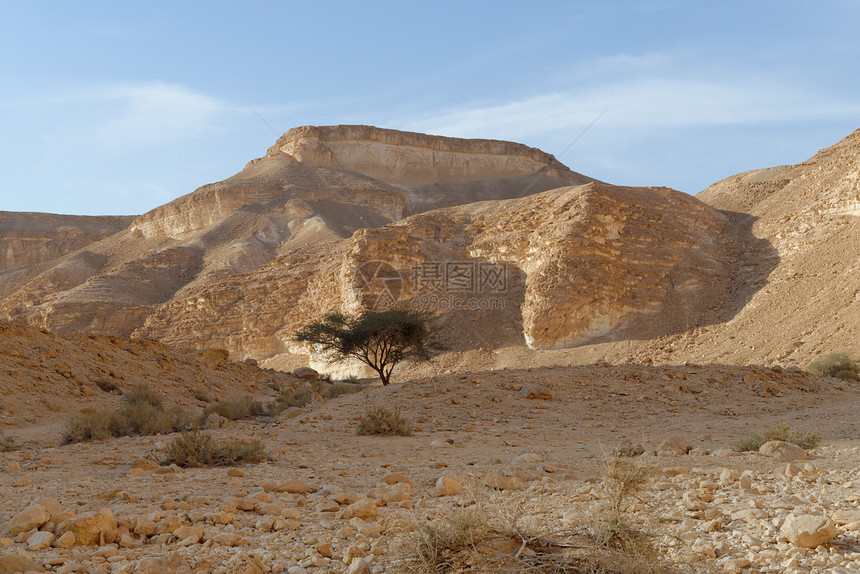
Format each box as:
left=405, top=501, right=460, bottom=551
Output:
left=0, top=126, right=590, bottom=342
left=0, top=212, right=132, bottom=272
left=1, top=126, right=859, bottom=372
left=135, top=182, right=734, bottom=370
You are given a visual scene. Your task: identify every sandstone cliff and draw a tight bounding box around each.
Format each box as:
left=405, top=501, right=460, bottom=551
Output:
left=0, top=212, right=132, bottom=272
left=134, top=182, right=733, bottom=366
left=0, top=126, right=591, bottom=339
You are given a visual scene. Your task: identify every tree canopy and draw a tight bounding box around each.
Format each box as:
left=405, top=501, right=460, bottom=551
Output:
left=293, top=308, right=445, bottom=386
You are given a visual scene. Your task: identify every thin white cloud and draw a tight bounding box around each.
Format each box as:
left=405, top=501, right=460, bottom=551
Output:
left=398, top=78, right=860, bottom=143
left=36, top=82, right=228, bottom=147
left=94, top=83, right=225, bottom=146
left=395, top=50, right=860, bottom=144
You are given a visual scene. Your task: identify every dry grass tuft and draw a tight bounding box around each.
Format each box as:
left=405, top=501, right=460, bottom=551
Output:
left=62, top=384, right=190, bottom=444
left=202, top=396, right=266, bottom=421
left=161, top=428, right=270, bottom=467
left=357, top=406, right=413, bottom=436
left=733, top=421, right=820, bottom=452
left=1, top=430, right=21, bottom=452
left=390, top=467, right=671, bottom=574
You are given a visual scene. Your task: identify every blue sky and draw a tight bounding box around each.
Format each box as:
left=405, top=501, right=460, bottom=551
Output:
left=2, top=1, right=859, bottom=215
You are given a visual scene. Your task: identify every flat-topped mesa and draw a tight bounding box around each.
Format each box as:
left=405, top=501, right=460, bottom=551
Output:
left=269, top=125, right=572, bottom=188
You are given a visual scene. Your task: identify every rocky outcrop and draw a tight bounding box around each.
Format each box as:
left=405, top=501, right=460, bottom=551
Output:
left=272, top=125, right=576, bottom=188
left=0, top=126, right=591, bottom=340
left=684, top=127, right=860, bottom=366
left=0, top=212, right=131, bottom=271
left=136, top=182, right=731, bottom=360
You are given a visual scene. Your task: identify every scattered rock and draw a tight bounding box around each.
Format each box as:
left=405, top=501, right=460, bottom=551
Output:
left=760, top=440, right=808, bottom=461
left=780, top=513, right=837, bottom=548
left=56, top=508, right=117, bottom=546
left=8, top=503, right=51, bottom=536
left=519, top=385, right=552, bottom=400
left=294, top=367, right=319, bottom=381
left=658, top=436, right=691, bottom=455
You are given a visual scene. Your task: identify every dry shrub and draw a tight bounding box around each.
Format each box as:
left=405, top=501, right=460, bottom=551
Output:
left=733, top=421, right=820, bottom=452
left=94, top=378, right=121, bottom=394
left=390, top=470, right=670, bottom=574
left=357, top=406, right=413, bottom=436
left=271, top=388, right=315, bottom=413
left=203, top=396, right=266, bottom=421
left=124, top=384, right=164, bottom=408
left=1, top=430, right=21, bottom=452
left=809, top=352, right=860, bottom=381
left=161, top=428, right=269, bottom=467
left=62, top=384, right=189, bottom=444
left=63, top=411, right=127, bottom=444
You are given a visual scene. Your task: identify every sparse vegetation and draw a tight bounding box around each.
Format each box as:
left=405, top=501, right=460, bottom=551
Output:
left=391, top=469, right=668, bottom=574
left=62, top=384, right=189, bottom=444
left=326, top=382, right=364, bottom=399
left=202, top=396, right=266, bottom=421
left=193, top=387, right=214, bottom=403
left=733, top=421, right=820, bottom=452
left=161, top=428, right=269, bottom=467
left=124, top=384, right=164, bottom=408
left=294, top=308, right=445, bottom=386
left=269, top=388, right=315, bottom=414
left=1, top=430, right=21, bottom=452
left=809, top=352, right=860, bottom=381
left=94, top=378, right=121, bottom=394
left=356, top=405, right=413, bottom=436
left=590, top=455, right=655, bottom=557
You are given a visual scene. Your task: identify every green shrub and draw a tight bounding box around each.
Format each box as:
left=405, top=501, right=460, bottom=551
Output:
left=357, top=406, right=413, bottom=436
left=733, top=422, right=820, bottom=452
left=203, top=396, right=266, bottom=421
left=1, top=430, right=21, bottom=452
left=809, top=353, right=860, bottom=381
left=161, top=428, right=269, bottom=467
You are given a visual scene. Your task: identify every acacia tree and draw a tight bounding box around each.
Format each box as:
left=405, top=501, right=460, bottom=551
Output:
left=293, top=309, right=445, bottom=386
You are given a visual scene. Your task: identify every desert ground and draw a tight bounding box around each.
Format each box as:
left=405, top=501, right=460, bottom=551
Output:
left=3, top=125, right=860, bottom=573
left=3, top=347, right=860, bottom=573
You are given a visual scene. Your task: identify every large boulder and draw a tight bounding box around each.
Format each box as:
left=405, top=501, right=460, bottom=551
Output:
left=760, top=440, right=808, bottom=461
left=56, top=508, right=117, bottom=546
left=781, top=514, right=837, bottom=548
left=8, top=503, right=51, bottom=536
